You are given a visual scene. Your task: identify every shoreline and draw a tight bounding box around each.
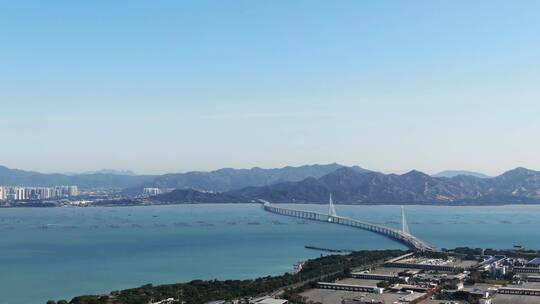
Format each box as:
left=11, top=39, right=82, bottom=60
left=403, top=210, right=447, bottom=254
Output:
left=4, top=201, right=540, bottom=208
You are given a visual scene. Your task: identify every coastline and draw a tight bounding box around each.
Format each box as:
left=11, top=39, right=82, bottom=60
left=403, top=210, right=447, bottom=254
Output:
left=4, top=200, right=540, bottom=208
left=4, top=204, right=540, bottom=303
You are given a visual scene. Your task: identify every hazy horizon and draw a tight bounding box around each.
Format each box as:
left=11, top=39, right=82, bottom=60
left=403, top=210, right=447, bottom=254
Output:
left=2, top=1, right=539, bottom=176
left=2, top=161, right=538, bottom=178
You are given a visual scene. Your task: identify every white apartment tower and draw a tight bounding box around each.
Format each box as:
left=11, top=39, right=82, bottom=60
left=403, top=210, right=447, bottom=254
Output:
left=68, top=186, right=79, bottom=197
left=0, top=187, right=6, bottom=201
left=15, top=188, right=26, bottom=201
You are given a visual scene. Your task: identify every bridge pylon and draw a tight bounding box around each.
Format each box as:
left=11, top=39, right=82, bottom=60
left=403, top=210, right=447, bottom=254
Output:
left=401, top=206, right=410, bottom=234
left=328, top=193, right=337, bottom=218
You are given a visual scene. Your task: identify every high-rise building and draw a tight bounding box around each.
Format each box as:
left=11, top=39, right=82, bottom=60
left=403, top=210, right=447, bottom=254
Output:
left=143, top=188, right=162, bottom=196
left=0, top=185, right=80, bottom=201
left=15, top=188, right=26, bottom=201
left=68, top=186, right=79, bottom=197
left=41, top=187, right=52, bottom=199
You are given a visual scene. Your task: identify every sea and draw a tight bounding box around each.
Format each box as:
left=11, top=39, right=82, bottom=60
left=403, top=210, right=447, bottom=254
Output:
left=2, top=203, right=540, bottom=304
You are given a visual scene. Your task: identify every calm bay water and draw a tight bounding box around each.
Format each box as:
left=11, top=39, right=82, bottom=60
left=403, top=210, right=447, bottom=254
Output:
left=2, top=203, right=540, bottom=303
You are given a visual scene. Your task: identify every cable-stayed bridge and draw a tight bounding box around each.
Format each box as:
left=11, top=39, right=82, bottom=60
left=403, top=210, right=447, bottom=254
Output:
left=260, top=197, right=436, bottom=252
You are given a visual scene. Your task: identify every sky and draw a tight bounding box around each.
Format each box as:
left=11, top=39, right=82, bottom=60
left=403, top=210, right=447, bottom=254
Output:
left=1, top=0, right=539, bottom=175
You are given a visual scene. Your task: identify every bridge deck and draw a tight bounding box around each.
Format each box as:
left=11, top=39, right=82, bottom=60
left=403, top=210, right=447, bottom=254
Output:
left=261, top=201, right=435, bottom=252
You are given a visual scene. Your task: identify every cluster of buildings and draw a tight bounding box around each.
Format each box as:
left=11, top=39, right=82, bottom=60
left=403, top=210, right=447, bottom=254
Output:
left=204, top=296, right=288, bottom=304
left=143, top=187, right=162, bottom=196
left=298, top=252, right=540, bottom=304
left=147, top=252, right=540, bottom=304
left=0, top=185, right=79, bottom=201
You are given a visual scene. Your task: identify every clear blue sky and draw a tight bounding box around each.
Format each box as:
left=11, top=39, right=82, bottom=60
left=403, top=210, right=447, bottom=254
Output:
left=1, top=0, right=539, bottom=175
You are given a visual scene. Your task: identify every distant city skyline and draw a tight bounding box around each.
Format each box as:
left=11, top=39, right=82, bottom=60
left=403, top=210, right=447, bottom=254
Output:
left=2, top=1, right=539, bottom=176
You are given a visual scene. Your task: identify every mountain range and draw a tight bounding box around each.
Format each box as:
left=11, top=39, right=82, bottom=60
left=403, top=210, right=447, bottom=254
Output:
left=64, top=169, right=138, bottom=176
left=0, top=165, right=154, bottom=188
left=155, top=167, right=540, bottom=205
left=144, top=163, right=358, bottom=192
left=0, top=163, right=353, bottom=191
left=433, top=170, right=490, bottom=178
left=3, top=164, right=540, bottom=205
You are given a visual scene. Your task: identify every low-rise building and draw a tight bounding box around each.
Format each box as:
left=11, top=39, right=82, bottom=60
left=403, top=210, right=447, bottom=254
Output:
left=527, top=258, right=540, bottom=268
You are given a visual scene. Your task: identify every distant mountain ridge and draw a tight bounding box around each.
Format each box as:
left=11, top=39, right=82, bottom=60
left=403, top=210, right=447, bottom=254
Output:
left=0, top=165, right=154, bottom=188
left=0, top=163, right=358, bottom=191
left=4, top=163, right=540, bottom=205
left=433, top=170, right=490, bottom=178
left=71, top=169, right=137, bottom=176
left=155, top=167, right=540, bottom=205
left=145, top=163, right=360, bottom=192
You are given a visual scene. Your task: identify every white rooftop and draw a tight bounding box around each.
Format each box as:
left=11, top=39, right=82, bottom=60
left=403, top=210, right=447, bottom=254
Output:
left=256, top=299, right=288, bottom=304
